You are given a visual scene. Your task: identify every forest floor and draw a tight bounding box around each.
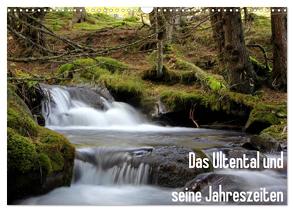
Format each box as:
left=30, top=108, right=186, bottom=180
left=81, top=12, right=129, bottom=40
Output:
left=8, top=11, right=287, bottom=140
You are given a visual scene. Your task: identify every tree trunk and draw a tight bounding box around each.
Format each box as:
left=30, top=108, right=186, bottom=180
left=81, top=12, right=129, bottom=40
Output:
left=271, top=8, right=287, bottom=91
left=154, top=8, right=164, bottom=77
left=210, top=8, right=224, bottom=65
left=72, top=7, right=87, bottom=24
left=222, top=8, right=256, bottom=94
left=7, top=8, right=48, bottom=57
left=163, top=8, right=174, bottom=44
left=243, top=7, right=249, bottom=23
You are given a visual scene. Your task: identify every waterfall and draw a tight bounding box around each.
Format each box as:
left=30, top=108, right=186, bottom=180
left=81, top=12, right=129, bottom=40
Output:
left=73, top=147, right=152, bottom=185
left=41, top=85, right=146, bottom=128
left=40, top=84, right=201, bottom=132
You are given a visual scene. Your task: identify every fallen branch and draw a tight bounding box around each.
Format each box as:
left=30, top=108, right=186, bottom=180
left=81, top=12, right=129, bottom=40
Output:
left=246, top=44, right=271, bottom=70
left=8, top=12, right=92, bottom=52
left=7, top=25, right=58, bottom=55
left=189, top=103, right=199, bottom=128
left=8, top=30, right=158, bottom=62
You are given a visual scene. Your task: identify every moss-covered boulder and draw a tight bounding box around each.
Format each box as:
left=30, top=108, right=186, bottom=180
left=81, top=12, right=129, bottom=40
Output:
left=245, top=104, right=286, bottom=134
left=57, top=56, right=128, bottom=80
left=7, top=85, right=75, bottom=203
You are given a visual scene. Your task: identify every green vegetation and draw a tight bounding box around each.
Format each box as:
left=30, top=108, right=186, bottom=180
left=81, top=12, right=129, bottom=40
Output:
left=45, top=10, right=73, bottom=31
left=144, top=53, right=226, bottom=90
left=260, top=123, right=287, bottom=141
left=245, top=104, right=287, bottom=133
left=7, top=85, right=75, bottom=201
left=74, top=13, right=140, bottom=31
left=44, top=11, right=140, bottom=32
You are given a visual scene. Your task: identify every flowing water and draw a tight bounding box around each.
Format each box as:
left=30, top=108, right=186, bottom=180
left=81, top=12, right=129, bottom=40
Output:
left=19, top=85, right=287, bottom=205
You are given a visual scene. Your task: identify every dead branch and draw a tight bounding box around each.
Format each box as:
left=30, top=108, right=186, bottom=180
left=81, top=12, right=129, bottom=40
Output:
left=189, top=103, right=199, bottom=128
left=7, top=25, right=59, bottom=55
left=8, top=12, right=91, bottom=52
left=246, top=44, right=271, bottom=70
left=175, top=12, right=217, bottom=39
left=8, top=30, right=158, bottom=62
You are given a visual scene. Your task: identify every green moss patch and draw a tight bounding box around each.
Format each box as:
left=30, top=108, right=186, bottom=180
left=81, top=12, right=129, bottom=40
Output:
left=7, top=86, right=75, bottom=202
left=245, top=104, right=286, bottom=134
left=260, top=123, right=287, bottom=141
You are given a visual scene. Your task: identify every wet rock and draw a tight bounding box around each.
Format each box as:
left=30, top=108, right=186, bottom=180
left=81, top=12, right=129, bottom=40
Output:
left=242, top=135, right=282, bottom=153
left=42, top=84, right=114, bottom=111
left=133, top=146, right=213, bottom=188
left=184, top=172, right=247, bottom=194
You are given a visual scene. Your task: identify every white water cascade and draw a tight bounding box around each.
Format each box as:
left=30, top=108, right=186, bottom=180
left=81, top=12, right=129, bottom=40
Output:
left=41, top=85, right=202, bottom=132
left=41, top=85, right=146, bottom=129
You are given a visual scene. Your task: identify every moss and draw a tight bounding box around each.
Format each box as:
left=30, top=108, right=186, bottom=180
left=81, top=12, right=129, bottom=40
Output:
left=180, top=71, right=198, bottom=85
left=142, top=65, right=180, bottom=84
left=58, top=63, right=75, bottom=74
left=44, top=11, right=73, bottom=31
left=7, top=128, right=37, bottom=173
left=260, top=123, right=287, bottom=141
left=7, top=86, right=75, bottom=201
left=37, top=153, right=53, bottom=175
left=73, top=58, right=97, bottom=66
left=123, top=16, right=140, bottom=22
left=99, top=73, right=144, bottom=96
left=80, top=67, right=110, bottom=81
left=93, top=13, right=117, bottom=22
left=37, top=127, right=75, bottom=173
left=206, top=76, right=225, bottom=91
left=57, top=57, right=128, bottom=81
left=73, top=13, right=139, bottom=31
left=95, top=56, right=128, bottom=73
left=249, top=56, right=271, bottom=78
left=174, top=58, right=196, bottom=70
left=146, top=56, right=227, bottom=90
left=7, top=89, right=39, bottom=137
left=160, top=89, right=205, bottom=111
left=245, top=104, right=286, bottom=133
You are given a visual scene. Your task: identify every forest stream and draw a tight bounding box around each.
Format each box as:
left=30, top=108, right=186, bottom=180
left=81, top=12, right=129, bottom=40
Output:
left=17, top=85, right=287, bottom=205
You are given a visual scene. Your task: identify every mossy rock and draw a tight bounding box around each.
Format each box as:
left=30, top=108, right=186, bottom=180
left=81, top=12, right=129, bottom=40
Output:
left=245, top=104, right=286, bottom=134
left=259, top=123, right=287, bottom=142
left=7, top=86, right=75, bottom=203
left=142, top=65, right=180, bottom=85
left=95, top=56, right=128, bottom=73
left=57, top=57, right=128, bottom=80
left=7, top=128, right=38, bottom=173
left=7, top=107, right=39, bottom=138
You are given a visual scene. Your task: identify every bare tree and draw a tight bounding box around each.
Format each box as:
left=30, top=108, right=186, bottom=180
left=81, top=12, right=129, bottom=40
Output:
left=271, top=7, right=287, bottom=91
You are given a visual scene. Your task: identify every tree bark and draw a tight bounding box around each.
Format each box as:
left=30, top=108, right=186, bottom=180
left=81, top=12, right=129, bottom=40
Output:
left=221, top=8, right=256, bottom=93
left=154, top=8, right=164, bottom=77
left=243, top=7, right=249, bottom=23
left=271, top=7, right=287, bottom=91
left=163, top=8, right=174, bottom=44
left=210, top=8, right=224, bottom=65
left=72, top=7, right=87, bottom=24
